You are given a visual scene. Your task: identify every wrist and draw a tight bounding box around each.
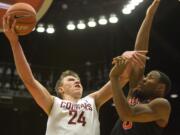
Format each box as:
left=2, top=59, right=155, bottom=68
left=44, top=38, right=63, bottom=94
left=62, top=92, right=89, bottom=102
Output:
left=9, top=37, right=19, bottom=44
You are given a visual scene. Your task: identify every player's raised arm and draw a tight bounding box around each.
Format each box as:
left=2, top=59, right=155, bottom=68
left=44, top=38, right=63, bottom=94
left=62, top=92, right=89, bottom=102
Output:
left=3, top=15, right=53, bottom=115
left=129, top=0, right=161, bottom=91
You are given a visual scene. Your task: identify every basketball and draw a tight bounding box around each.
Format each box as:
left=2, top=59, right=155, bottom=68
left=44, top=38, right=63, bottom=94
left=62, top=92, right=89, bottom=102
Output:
left=5, top=3, right=36, bottom=36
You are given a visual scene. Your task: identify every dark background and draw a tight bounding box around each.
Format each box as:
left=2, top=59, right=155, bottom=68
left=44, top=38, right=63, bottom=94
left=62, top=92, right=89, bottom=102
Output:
left=0, top=0, right=180, bottom=135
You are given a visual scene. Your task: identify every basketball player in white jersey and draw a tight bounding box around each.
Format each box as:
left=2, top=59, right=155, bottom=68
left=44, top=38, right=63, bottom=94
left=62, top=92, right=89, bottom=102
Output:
left=2, top=14, right=146, bottom=135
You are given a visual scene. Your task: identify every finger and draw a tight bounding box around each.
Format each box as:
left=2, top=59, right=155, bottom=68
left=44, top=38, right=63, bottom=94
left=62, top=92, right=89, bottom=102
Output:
left=7, top=15, right=11, bottom=29
left=2, top=15, right=6, bottom=28
left=131, top=57, right=143, bottom=67
left=112, top=57, right=118, bottom=64
left=114, top=56, right=129, bottom=65
left=132, top=55, right=145, bottom=68
left=122, top=51, right=147, bottom=60
left=131, top=54, right=145, bottom=68
left=135, top=52, right=150, bottom=60
left=112, top=57, right=120, bottom=64
left=135, top=50, right=148, bottom=55
left=11, top=19, right=16, bottom=32
left=134, top=54, right=145, bottom=66
left=112, top=59, right=116, bottom=65
left=119, top=57, right=127, bottom=66
left=113, top=56, right=123, bottom=62
left=122, top=51, right=134, bottom=59
left=2, top=15, right=8, bottom=28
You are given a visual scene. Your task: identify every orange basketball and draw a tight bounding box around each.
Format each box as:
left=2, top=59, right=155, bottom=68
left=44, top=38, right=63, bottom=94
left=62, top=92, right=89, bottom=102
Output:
left=5, top=3, right=36, bottom=36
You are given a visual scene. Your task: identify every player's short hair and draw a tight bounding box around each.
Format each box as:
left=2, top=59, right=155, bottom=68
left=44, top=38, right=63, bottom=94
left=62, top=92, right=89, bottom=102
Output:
left=55, top=70, right=80, bottom=97
left=156, top=70, right=171, bottom=96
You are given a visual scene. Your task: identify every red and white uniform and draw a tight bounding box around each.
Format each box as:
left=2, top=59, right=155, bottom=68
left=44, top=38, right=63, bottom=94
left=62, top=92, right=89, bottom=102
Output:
left=45, top=96, right=100, bottom=135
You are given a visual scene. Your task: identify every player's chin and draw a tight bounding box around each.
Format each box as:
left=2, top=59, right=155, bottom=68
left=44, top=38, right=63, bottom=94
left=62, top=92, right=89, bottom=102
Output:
left=74, top=89, right=83, bottom=98
left=74, top=92, right=82, bottom=99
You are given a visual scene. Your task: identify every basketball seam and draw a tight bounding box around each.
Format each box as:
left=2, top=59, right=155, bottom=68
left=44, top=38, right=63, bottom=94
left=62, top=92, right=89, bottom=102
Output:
left=6, top=10, right=36, bottom=16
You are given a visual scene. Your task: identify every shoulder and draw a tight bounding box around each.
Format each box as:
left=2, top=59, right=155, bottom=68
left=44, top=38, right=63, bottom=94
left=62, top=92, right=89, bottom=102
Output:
left=88, top=90, right=98, bottom=98
left=82, top=95, right=95, bottom=101
left=81, top=96, right=97, bottom=108
left=149, top=98, right=171, bottom=127
left=149, top=98, right=170, bottom=107
left=50, top=96, right=63, bottom=108
left=53, top=96, right=62, bottom=102
left=149, top=98, right=171, bottom=115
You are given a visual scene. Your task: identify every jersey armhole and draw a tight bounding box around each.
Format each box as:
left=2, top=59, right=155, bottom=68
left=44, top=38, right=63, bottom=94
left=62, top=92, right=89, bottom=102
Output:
left=48, top=96, right=61, bottom=117
left=85, top=95, right=99, bottom=114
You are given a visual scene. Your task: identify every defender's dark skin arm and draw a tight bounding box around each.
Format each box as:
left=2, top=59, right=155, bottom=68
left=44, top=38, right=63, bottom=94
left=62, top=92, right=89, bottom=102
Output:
left=109, top=57, right=171, bottom=126
left=110, top=0, right=171, bottom=127
left=129, top=0, right=161, bottom=95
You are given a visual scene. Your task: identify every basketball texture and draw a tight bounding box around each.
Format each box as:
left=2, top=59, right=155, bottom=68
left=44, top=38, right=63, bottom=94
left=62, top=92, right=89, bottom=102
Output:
left=5, top=3, right=36, bottom=36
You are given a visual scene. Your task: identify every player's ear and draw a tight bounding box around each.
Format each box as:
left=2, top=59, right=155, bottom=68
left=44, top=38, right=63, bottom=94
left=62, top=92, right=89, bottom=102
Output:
left=59, top=86, right=65, bottom=95
left=157, top=83, right=166, bottom=96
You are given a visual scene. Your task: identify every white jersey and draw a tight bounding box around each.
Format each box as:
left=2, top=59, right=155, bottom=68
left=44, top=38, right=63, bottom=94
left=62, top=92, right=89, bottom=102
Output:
left=45, top=96, right=100, bottom=135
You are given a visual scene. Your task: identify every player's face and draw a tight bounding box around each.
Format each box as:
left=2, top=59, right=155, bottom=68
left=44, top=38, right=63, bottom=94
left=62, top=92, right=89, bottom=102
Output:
left=136, top=71, right=161, bottom=97
left=61, top=75, right=83, bottom=99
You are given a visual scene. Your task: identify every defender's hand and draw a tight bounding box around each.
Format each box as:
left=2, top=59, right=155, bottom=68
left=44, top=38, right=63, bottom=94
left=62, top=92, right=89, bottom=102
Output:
left=110, top=50, right=149, bottom=79
left=122, top=50, right=149, bottom=69
left=110, top=56, right=128, bottom=78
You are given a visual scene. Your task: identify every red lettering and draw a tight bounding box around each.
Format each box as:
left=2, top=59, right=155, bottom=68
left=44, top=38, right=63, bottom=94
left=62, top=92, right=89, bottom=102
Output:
left=122, top=121, right=133, bottom=130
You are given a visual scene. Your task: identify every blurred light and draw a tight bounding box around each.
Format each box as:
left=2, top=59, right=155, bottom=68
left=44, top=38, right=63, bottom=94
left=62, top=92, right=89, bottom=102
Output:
left=77, top=20, right=86, bottom=30
left=4, top=82, right=10, bottom=89
left=36, top=24, right=45, bottom=33
left=122, top=8, right=132, bottom=14
left=98, top=16, right=108, bottom=25
left=66, top=21, right=76, bottom=30
left=126, top=4, right=135, bottom=10
left=122, top=0, right=144, bottom=15
left=13, top=108, right=18, bottom=112
left=18, top=84, right=25, bottom=90
left=130, top=0, right=143, bottom=6
left=109, top=14, right=118, bottom=23
left=87, top=18, right=97, bottom=27
left=85, top=61, right=92, bottom=66
left=6, top=68, right=11, bottom=75
left=14, top=69, right=18, bottom=76
left=62, top=3, right=68, bottom=10
left=170, top=94, right=178, bottom=99
left=112, top=103, right=115, bottom=107
left=46, top=24, right=55, bottom=34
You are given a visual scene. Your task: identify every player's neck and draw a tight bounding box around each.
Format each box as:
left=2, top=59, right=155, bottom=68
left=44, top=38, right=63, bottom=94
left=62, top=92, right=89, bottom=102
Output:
left=63, top=95, right=80, bottom=102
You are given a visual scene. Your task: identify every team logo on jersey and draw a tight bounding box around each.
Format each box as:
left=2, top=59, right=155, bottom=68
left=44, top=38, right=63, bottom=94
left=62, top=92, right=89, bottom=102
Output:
left=60, top=101, right=92, bottom=111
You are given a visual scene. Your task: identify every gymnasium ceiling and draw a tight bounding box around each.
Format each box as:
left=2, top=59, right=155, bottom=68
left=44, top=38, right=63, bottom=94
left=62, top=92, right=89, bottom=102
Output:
left=0, top=0, right=180, bottom=94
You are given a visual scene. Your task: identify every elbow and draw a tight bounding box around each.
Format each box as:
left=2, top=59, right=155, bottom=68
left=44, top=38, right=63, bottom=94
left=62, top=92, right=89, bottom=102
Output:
left=120, top=115, right=133, bottom=122
left=117, top=110, right=134, bottom=122
left=119, top=113, right=132, bottom=121
left=120, top=114, right=135, bottom=122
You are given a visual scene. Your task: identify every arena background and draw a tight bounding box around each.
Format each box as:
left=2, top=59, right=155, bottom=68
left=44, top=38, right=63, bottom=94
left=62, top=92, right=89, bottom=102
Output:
left=0, top=0, right=180, bottom=135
